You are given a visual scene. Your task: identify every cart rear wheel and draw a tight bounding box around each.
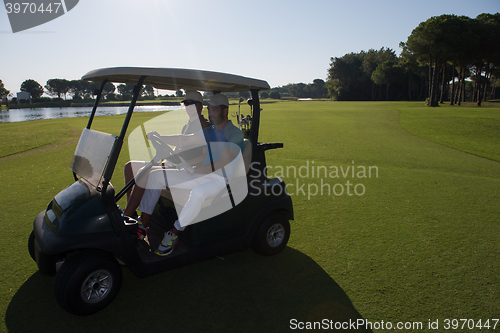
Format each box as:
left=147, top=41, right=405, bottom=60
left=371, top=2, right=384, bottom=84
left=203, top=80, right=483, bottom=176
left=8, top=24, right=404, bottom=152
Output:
left=252, top=213, right=290, bottom=256
left=54, top=251, right=122, bottom=316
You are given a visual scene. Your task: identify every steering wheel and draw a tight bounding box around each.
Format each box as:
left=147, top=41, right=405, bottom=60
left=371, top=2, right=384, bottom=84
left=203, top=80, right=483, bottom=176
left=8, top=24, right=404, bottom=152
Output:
left=149, top=133, right=195, bottom=173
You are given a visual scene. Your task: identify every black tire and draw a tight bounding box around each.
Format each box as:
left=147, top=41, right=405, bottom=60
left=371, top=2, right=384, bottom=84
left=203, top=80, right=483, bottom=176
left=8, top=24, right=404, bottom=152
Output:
left=252, top=213, right=290, bottom=256
left=28, top=231, right=36, bottom=262
left=54, top=251, right=122, bottom=316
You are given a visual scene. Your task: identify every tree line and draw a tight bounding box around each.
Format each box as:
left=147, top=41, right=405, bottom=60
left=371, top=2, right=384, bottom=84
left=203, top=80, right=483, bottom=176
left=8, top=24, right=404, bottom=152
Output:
left=1, top=78, right=157, bottom=103
left=1, top=76, right=329, bottom=104
left=327, top=13, right=500, bottom=106
left=267, top=79, right=329, bottom=99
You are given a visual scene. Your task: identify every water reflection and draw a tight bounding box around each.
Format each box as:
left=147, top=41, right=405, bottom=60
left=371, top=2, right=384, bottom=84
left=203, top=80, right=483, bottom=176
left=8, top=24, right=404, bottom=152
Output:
left=0, top=105, right=181, bottom=123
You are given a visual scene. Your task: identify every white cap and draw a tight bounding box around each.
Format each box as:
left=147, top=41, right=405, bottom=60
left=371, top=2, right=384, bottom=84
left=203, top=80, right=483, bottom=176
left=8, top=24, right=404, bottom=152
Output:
left=182, top=90, right=203, bottom=103
left=208, top=93, right=229, bottom=107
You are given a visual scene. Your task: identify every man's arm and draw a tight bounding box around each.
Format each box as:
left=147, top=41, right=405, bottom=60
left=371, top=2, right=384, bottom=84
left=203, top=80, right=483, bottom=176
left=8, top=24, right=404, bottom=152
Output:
left=147, top=131, right=205, bottom=147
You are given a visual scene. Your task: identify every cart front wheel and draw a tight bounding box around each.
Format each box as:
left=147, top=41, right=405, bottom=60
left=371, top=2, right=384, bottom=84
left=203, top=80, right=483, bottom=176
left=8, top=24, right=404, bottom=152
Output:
left=54, top=251, right=122, bottom=316
left=28, top=231, right=36, bottom=262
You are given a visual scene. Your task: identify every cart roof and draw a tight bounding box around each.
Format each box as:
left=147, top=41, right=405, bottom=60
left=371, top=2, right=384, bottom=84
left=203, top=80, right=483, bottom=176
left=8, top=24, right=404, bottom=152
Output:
left=81, top=67, right=270, bottom=92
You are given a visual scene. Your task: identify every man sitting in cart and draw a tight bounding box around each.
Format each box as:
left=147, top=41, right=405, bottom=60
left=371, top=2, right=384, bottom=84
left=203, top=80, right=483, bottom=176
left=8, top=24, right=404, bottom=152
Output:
left=123, top=90, right=210, bottom=218
left=124, top=93, right=244, bottom=256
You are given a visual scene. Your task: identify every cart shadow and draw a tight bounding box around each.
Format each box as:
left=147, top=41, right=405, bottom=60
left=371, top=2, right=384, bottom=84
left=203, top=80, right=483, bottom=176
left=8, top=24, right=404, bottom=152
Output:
left=6, top=247, right=372, bottom=333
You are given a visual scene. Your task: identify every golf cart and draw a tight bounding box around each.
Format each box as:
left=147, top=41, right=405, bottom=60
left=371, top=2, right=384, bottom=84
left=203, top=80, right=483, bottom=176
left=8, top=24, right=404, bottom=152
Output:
left=28, top=67, right=293, bottom=316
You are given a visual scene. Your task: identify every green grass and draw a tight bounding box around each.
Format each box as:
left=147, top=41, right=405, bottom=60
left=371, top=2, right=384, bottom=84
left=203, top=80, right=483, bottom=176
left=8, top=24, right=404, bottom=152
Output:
left=261, top=101, right=500, bottom=328
left=0, top=121, right=73, bottom=158
left=399, top=102, right=500, bottom=162
left=1, top=101, right=499, bottom=332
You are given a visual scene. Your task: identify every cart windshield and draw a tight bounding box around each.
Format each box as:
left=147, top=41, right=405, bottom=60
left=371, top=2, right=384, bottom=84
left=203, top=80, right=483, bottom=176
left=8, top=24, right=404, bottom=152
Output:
left=69, top=128, right=117, bottom=188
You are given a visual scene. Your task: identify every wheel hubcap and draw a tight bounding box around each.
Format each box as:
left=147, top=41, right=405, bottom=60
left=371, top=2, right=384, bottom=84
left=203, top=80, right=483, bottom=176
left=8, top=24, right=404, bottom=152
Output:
left=81, top=269, right=112, bottom=304
left=267, top=223, right=284, bottom=247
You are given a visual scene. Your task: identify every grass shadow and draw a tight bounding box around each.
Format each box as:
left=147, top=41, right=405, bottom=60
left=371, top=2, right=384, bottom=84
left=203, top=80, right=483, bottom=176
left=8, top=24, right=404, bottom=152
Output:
left=6, top=248, right=372, bottom=332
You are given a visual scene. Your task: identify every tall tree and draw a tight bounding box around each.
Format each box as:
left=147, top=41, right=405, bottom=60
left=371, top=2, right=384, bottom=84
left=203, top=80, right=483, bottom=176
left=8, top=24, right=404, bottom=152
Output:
left=371, top=60, right=404, bottom=101
left=327, top=52, right=366, bottom=100
left=20, top=79, right=44, bottom=99
left=362, top=48, right=397, bottom=100
left=405, top=13, right=498, bottom=106
left=437, top=15, right=466, bottom=104
left=327, top=48, right=400, bottom=101
left=117, top=83, right=136, bottom=100
left=69, top=80, right=89, bottom=99
left=399, top=42, right=425, bottom=101
left=88, top=81, right=116, bottom=98
left=141, top=85, right=154, bottom=97
left=311, top=79, right=329, bottom=98
left=444, top=16, right=478, bottom=105
left=0, top=79, right=11, bottom=100
left=475, top=13, right=500, bottom=105
left=45, top=78, right=71, bottom=99
left=406, top=15, right=455, bottom=106
left=469, top=16, right=488, bottom=105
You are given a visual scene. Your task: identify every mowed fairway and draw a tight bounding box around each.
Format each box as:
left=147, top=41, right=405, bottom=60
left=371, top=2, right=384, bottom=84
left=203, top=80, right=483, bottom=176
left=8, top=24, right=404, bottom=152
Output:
left=1, top=101, right=499, bottom=332
left=261, top=101, right=500, bottom=328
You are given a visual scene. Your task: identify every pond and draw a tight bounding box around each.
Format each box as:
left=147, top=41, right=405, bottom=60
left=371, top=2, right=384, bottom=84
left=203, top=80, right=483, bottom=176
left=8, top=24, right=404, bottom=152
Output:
left=0, top=105, right=181, bottom=123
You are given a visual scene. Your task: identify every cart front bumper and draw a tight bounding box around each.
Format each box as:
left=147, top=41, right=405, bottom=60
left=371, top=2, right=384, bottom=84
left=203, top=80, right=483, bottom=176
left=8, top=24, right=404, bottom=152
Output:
left=33, top=211, right=58, bottom=275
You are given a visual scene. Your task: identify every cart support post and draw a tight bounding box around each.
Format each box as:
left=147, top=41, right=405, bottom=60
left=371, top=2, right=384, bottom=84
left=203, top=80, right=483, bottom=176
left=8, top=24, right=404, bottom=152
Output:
left=249, top=89, right=260, bottom=147
left=101, top=76, right=146, bottom=193
left=86, top=80, right=108, bottom=129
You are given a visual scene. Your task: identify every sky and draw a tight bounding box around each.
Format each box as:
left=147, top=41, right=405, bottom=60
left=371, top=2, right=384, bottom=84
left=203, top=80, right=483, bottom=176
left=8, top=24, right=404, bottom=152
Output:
left=1, top=0, right=499, bottom=95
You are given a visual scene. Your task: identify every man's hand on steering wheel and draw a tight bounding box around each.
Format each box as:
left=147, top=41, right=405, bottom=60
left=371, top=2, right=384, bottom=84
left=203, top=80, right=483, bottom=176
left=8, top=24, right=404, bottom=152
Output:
left=148, top=132, right=194, bottom=174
